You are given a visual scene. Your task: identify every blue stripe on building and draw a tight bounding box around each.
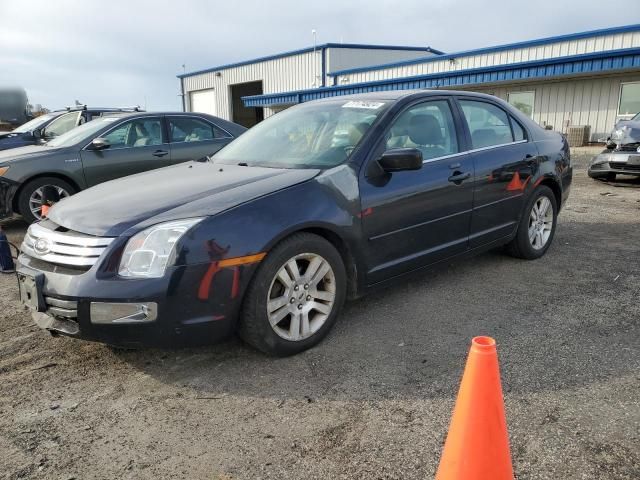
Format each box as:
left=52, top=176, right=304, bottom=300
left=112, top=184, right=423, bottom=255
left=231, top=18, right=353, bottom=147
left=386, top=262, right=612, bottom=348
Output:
left=242, top=47, right=640, bottom=108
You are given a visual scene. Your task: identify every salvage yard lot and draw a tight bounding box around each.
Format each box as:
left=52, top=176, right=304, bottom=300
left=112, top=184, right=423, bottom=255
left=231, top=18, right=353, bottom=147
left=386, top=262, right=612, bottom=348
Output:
left=0, top=148, right=638, bottom=480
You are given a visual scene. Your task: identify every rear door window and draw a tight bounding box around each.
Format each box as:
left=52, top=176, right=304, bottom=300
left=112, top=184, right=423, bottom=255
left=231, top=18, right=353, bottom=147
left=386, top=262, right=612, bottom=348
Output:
left=44, top=112, right=81, bottom=138
left=459, top=100, right=514, bottom=149
left=168, top=116, right=229, bottom=143
left=510, top=117, right=527, bottom=141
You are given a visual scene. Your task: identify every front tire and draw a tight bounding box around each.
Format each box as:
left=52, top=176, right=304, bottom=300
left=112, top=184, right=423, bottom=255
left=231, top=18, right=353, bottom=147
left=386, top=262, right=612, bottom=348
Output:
left=17, top=177, right=76, bottom=223
left=506, top=185, right=558, bottom=260
left=239, top=233, right=347, bottom=356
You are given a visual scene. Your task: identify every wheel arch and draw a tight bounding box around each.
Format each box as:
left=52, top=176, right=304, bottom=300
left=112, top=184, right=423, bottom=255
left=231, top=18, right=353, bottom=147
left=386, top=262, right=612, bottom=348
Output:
left=12, top=173, right=81, bottom=213
left=536, top=176, right=562, bottom=211
left=265, top=224, right=360, bottom=300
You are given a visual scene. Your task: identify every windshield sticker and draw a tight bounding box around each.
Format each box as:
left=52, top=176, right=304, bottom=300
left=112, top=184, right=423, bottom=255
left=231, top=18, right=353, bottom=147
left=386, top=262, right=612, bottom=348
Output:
left=342, top=101, right=385, bottom=110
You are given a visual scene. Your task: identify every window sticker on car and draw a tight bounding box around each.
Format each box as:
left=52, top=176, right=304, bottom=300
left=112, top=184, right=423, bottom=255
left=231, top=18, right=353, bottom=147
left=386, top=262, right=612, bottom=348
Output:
left=342, top=101, right=385, bottom=110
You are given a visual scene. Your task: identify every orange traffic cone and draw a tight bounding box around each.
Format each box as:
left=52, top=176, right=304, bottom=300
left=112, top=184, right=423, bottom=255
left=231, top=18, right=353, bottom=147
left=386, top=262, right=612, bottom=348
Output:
left=435, top=336, right=514, bottom=480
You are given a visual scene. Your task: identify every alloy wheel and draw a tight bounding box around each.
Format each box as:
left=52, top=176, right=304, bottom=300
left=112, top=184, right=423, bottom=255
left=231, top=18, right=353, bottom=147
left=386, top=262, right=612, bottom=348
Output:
left=528, top=196, right=554, bottom=250
left=29, top=186, right=70, bottom=220
left=266, top=253, right=336, bottom=341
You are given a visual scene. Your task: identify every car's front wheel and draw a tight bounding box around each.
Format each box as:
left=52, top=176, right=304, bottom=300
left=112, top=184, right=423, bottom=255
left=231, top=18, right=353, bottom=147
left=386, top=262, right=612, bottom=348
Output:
left=17, top=177, right=76, bottom=223
left=239, top=233, right=347, bottom=356
left=506, top=185, right=558, bottom=260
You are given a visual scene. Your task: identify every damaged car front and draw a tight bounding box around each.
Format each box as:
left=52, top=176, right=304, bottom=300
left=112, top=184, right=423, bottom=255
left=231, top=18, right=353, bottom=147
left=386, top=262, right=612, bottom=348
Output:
left=588, top=114, right=640, bottom=180
left=15, top=161, right=319, bottom=348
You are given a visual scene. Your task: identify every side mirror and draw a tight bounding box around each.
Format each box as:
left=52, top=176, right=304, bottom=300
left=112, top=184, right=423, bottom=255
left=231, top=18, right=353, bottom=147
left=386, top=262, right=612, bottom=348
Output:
left=89, top=137, right=110, bottom=151
left=378, top=148, right=423, bottom=172
left=32, top=129, right=42, bottom=139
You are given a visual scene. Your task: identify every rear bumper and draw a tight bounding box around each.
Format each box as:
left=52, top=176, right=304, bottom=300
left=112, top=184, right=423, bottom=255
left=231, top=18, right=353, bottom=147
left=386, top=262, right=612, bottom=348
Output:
left=15, top=253, right=254, bottom=348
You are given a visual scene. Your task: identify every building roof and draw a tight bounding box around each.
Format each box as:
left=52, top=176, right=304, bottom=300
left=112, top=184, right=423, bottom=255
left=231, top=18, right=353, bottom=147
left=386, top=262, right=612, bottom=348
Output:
left=327, top=24, right=640, bottom=76
left=242, top=47, right=640, bottom=107
left=177, top=43, right=443, bottom=79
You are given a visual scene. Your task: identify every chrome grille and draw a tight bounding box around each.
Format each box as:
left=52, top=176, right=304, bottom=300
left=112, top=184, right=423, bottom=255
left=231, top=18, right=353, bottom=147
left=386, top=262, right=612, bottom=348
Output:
left=610, top=161, right=640, bottom=172
left=22, top=223, right=114, bottom=267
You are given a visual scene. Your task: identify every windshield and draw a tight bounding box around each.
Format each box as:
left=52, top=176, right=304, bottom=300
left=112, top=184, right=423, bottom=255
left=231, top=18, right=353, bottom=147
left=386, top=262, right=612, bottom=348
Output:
left=46, top=115, right=124, bottom=147
left=12, top=113, right=56, bottom=133
left=213, top=99, right=390, bottom=168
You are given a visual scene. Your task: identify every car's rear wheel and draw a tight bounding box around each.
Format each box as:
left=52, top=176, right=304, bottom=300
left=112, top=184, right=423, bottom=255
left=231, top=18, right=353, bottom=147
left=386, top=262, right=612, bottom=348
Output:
left=17, top=177, right=76, bottom=223
left=239, top=233, right=346, bottom=356
left=506, top=185, right=557, bottom=260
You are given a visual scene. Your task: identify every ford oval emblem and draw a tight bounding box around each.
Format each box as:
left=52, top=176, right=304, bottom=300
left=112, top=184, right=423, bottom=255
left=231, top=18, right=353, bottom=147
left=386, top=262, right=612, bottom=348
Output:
left=34, top=238, right=52, bottom=255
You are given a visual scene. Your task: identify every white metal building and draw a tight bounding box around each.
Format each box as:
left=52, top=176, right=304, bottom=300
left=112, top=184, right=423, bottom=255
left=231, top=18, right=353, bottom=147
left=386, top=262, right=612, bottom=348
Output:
left=179, top=24, right=640, bottom=141
left=180, top=44, right=441, bottom=127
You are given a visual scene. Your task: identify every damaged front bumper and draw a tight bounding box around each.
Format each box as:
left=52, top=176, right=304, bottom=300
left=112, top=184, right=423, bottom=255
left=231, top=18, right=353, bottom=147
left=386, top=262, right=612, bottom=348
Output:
left=588, top=151, right=640, bottom=177
left=15, top=252, right=253, bottom=348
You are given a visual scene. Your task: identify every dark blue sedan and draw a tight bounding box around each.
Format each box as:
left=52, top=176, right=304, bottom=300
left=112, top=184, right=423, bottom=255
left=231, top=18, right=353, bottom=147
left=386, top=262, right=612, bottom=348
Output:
left=16, top=90, right=572, bottom=356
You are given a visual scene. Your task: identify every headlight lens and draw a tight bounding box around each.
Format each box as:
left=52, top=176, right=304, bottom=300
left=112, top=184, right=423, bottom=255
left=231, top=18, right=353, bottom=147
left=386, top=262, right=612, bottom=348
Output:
left=0, top=166, right=9, bottom=176
left=118, top=218, right=204, bottom=278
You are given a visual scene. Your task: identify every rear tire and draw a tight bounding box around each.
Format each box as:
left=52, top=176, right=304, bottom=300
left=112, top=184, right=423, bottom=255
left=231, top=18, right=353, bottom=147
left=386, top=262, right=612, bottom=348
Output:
left=239, top=233, right=347, bottom=356
left=506, top=185, right=557, bottom=260
left=17, top=177, right=76, bottom=223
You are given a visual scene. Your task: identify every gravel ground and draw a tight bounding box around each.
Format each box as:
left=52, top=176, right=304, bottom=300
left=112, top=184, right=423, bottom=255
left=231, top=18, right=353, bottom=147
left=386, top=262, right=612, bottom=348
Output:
left=0, top=148, right=638, bottom=480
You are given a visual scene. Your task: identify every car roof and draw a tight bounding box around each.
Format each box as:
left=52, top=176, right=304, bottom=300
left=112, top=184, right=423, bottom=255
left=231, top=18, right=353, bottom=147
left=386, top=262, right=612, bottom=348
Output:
left=310, top=89, right=500, bottom=103
left=106, top=111, right=216, bottom=118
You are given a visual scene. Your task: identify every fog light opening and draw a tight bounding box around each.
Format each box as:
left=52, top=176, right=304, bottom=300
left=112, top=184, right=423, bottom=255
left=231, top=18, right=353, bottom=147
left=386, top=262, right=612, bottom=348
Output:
left=90, top=302, right=158, bottom=324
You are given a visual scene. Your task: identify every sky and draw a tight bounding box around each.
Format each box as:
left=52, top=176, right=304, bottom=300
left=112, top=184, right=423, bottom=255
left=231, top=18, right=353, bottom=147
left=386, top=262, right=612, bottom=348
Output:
left=1, top=0, right=639, bottom=111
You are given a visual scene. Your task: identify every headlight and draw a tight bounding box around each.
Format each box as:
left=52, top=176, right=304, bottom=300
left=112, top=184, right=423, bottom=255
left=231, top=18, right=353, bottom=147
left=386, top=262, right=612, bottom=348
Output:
left=0, top=166, right=9, bottom=176
left=118, top=218, right=204, bottom=278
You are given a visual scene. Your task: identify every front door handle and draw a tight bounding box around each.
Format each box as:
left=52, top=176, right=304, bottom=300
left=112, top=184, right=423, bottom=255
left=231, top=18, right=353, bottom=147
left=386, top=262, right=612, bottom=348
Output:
left=152, top=150, right=169, bottom=158
left=448, top=171, right=471, bottom=184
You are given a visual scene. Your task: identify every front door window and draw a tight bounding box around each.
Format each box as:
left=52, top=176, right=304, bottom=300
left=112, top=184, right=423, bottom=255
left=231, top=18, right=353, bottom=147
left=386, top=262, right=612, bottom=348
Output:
left=384, top=100, right=459, bottom=161
left=101, top=118, right=163, bottom=149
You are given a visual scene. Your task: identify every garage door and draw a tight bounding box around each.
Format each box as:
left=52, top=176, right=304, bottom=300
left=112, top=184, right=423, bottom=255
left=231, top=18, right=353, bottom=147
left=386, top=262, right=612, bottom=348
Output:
left=189, top=89, right=216, bottom=115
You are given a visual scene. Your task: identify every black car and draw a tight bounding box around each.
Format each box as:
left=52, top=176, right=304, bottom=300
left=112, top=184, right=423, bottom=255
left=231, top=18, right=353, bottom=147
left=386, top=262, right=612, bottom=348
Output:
left=0, top=112, right=246, bottom=222
left=16, top=90, right=572, bottom=356
left=0, top=106, right=143, bottom=152
left=588, top=112, right=640, bottom=180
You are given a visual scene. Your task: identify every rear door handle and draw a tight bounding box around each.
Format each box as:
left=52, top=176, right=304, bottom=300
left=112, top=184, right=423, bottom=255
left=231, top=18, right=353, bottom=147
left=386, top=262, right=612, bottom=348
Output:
left=448, top=171, right=471, bottom=184
left=152, top=150, right=169, bottom=158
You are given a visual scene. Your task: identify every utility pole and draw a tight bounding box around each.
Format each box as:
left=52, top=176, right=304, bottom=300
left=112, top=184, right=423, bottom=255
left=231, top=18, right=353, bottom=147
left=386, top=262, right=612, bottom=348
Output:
left=178, top=64, right=186, bottom=111
left=312, top=30, right=318, bottom=88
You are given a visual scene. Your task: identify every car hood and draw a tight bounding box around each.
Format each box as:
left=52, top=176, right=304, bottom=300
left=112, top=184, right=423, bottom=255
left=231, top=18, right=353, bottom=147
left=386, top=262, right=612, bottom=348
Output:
left=47, top=161, right=320, bottom=237
left=0, top=144, right=54, bottom=162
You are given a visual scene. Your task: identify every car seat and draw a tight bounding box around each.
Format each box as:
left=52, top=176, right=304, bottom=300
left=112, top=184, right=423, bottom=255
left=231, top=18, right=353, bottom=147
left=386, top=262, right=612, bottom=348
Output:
left=133, top=123, right=152, bottom=147
left=471, top=128, right=499, bottom=148
left=407, top=114, right=446, bottom=160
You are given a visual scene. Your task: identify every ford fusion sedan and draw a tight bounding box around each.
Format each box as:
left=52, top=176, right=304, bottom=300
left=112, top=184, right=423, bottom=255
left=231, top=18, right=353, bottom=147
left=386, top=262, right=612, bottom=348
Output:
left=0, top=112, right=246, bottom=222
left=588, top=112, right=640, bottom=180
left=16, top=90, right=572, bottom=356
